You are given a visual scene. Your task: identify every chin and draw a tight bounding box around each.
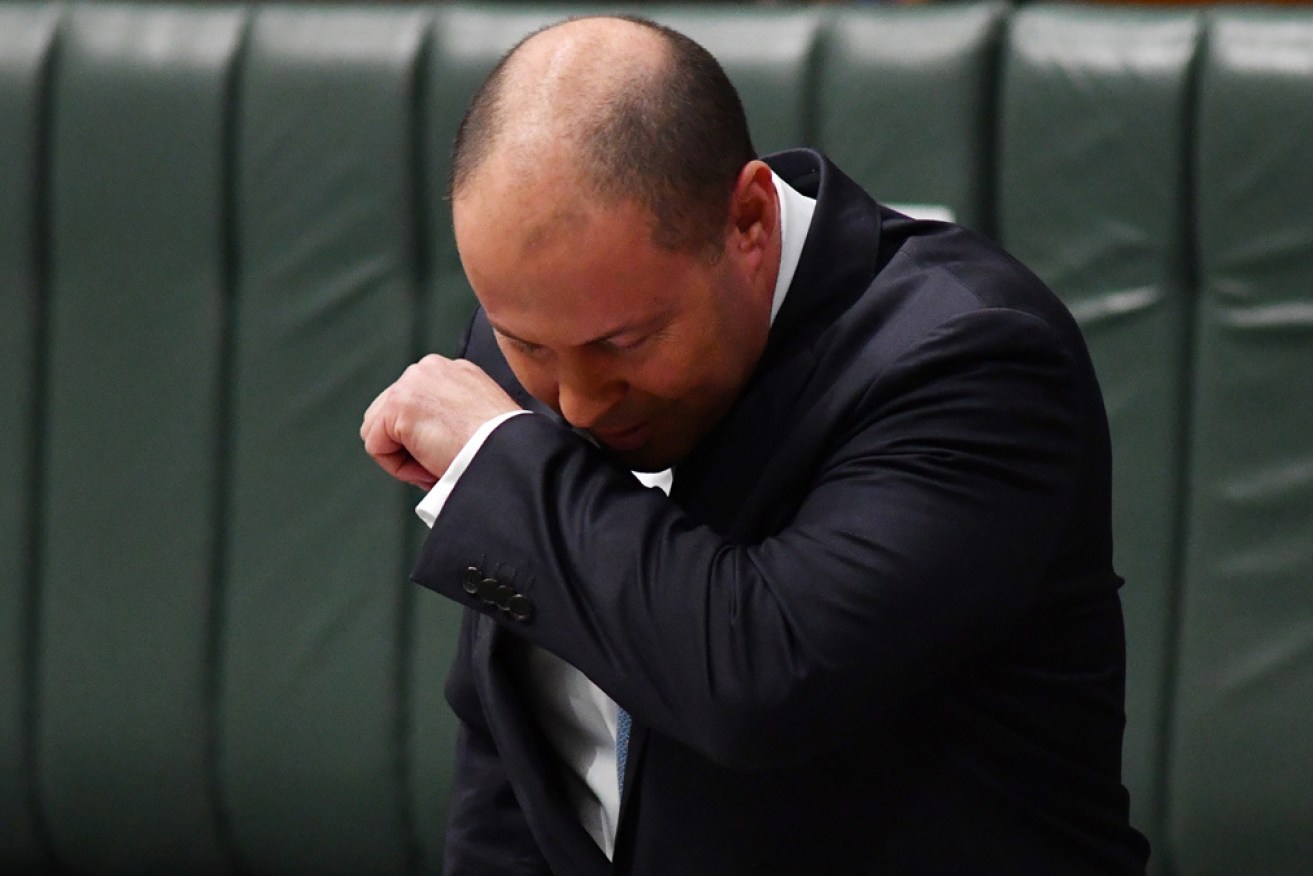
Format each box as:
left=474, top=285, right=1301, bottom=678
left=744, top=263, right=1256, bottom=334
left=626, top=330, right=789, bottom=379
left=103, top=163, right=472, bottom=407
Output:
left=611, top=449, right=673, bottom=473
left=602, top=438, right=686, bottom=473
left=607, top=418, right=719, bottom=473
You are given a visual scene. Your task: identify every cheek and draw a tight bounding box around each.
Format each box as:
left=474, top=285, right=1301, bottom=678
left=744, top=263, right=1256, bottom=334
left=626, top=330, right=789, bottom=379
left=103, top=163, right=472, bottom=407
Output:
left=632, top=335, right=732, bottom=403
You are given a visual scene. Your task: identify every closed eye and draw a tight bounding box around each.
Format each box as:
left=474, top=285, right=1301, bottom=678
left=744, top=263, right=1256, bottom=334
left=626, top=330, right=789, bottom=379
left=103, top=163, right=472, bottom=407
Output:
left=600, top=329, right=665, bottom=355
left=500, top=333, right=549, bottom=359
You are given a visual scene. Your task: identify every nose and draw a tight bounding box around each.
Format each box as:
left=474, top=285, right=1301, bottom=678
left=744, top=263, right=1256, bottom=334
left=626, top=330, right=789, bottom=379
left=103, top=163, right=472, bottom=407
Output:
left=557, top=356, right=625, bottom=430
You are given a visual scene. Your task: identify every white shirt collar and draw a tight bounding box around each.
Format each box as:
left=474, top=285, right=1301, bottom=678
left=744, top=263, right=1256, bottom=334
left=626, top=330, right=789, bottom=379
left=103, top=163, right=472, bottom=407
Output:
left=769, top=169, right=817, bottom=325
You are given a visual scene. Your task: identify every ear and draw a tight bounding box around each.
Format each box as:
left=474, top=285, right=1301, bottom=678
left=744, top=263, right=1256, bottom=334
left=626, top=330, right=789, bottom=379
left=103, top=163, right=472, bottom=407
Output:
left=727, top=159, right=779, bottom=256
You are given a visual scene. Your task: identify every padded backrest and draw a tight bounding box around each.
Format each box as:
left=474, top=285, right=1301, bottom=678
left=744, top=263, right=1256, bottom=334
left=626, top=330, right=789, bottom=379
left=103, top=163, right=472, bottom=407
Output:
left=647, top=6, right=821, bottom=155
left=0, top=4, right=453, bottom=872
left=0, top=4, right=58, bottom=871
left=818, top=3, right=1006, bottom=233
left=1169, top=11, right=1313, bottom=874
left=219, top=8, right=430, bottom=874
left=36, top=5, right=244, bottom=872
left=997, top=7, right=1202, bottom=853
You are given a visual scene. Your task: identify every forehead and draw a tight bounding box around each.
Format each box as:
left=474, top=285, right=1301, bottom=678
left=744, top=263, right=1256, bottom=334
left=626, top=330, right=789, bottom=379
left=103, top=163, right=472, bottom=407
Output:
left=454, top=141, right=585, bottom=238
left=454, top=185, right=700, bottom=341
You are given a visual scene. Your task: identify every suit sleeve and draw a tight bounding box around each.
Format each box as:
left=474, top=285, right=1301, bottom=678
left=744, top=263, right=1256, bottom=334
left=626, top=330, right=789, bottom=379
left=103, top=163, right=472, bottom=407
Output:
left=414, top=307, right=1092, bottom=771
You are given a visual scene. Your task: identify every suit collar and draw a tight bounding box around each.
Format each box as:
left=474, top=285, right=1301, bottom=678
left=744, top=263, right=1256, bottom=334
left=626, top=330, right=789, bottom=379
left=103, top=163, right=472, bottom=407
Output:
left=769, top=168, right=816, bottom=323
left=760, top=149, right=884, bottom=369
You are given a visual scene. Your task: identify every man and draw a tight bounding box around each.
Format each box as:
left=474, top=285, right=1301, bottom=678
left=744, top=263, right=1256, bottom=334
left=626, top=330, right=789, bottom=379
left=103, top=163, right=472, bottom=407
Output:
left=361, top=15, right=1150, bottom=875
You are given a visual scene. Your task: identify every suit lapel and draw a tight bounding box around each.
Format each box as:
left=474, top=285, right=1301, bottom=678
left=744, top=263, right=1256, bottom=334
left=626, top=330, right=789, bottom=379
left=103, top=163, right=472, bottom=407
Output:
left=471, top=616, right=611, bottom=875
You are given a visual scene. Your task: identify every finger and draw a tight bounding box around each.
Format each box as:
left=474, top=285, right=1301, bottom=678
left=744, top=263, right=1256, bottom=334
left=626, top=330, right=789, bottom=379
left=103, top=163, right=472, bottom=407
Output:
left=399, top=461, right=439, bottom=491
left=360, top=386, right=390, bottom=441
left=362, top=403, right=440, bottom=488
left=361, top=408, right=405, bottom=460
left=381, top=450, right=438, bottom=490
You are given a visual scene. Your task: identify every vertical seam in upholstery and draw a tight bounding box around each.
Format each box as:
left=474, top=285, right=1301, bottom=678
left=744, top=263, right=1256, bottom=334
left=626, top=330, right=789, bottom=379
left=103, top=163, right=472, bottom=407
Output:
left=808, top=9, right=832, bottom=156
left=1155, top=14, right=1209, bottom=875
left=24, top=8, right=63, bottom=872
left=397, top=14, right=437, bottom=876
left=977, top=3, right=1008, bottom=242
left=205, top=9, right=254, bottom=875
left=800, top=9, right=824, bottom=151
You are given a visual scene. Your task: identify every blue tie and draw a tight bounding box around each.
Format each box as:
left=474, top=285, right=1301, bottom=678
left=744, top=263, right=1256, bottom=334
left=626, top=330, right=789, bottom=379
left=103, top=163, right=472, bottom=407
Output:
left=616, top=707, right=632, bottom=796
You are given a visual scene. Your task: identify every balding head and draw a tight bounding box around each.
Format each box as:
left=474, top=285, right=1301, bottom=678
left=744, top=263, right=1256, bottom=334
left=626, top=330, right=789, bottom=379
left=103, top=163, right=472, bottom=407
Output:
left=451, top=15, right=756, bottom=253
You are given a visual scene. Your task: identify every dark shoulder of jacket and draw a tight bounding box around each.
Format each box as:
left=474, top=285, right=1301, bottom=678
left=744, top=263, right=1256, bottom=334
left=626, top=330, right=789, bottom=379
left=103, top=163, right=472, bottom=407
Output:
left=456, top=307, right=480, bottom=359
left=877, top=210, right=1082, bottom=338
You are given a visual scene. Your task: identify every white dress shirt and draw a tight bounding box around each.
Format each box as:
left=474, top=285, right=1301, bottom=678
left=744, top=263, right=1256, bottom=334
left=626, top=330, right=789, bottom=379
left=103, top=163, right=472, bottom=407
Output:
left=416, top=172, right=816, bottom=858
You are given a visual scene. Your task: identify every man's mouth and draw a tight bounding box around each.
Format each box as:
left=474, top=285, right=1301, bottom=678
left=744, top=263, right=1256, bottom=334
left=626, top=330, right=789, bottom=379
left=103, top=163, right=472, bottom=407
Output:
left=592, top=422, right=650, bottom=452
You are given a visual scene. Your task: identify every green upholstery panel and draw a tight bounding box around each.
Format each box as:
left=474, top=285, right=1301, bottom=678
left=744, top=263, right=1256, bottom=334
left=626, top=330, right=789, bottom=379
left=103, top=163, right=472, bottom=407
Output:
left=8, top=4, right=1313, bottom=875
left=35, top=4, right=244, bottom=872
left=818, top=2, right=1006, bottom=233
left=219, top=7, right=429, bottom=874
left=1169, top=12, right=1313, bottom=875
left=0, top=4, right=58, bottom=869
left=997, top=7, right=1202, bottom=857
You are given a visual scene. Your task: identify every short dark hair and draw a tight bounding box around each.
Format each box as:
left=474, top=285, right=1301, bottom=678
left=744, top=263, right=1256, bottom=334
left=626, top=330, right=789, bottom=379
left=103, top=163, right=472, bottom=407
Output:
left=450, top=16, right=757, bottom=253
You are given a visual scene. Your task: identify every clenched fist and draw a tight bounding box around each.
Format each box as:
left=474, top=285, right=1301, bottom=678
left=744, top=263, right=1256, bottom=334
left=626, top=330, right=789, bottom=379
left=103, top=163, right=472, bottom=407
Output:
left=361, top=354, right=521, bottom=489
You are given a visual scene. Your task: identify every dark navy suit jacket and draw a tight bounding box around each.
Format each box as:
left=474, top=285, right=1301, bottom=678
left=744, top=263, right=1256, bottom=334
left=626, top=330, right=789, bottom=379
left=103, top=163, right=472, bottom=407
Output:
left=411, top=150, right=1151, bottom=874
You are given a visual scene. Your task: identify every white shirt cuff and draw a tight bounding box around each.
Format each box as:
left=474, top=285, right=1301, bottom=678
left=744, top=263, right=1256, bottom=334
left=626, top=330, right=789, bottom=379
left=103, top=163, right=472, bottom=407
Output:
left=415, top=410, right=530, bottom=528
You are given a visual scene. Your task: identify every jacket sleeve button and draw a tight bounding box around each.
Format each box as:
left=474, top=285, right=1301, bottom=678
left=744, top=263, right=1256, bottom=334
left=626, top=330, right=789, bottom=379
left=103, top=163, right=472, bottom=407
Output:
left=494, top=584, right=515, bottom=610
left=461, top=567, right=483, bottom=595
left=507, top=594, right=535, bottom=622
left=477, top=577, right=499, bottom=604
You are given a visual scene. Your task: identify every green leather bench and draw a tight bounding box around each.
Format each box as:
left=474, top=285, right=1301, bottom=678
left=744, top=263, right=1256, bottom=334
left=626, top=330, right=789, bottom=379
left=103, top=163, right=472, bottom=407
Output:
left=2, top=3, right=1311, bottom=873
